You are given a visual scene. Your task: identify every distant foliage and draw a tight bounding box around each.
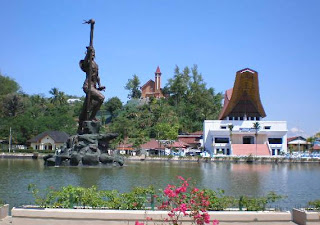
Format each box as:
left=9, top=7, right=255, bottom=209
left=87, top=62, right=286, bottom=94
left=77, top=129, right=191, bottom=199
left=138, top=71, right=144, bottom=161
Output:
left=0, top=65, right=222, bottom=147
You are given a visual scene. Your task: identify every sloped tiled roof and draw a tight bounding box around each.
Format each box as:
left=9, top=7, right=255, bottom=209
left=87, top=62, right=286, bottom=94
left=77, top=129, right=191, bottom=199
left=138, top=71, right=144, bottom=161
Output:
left=141, top=79, right=155, bottom=90
left=141, top=139, right=164, bottom=149
left=287, top=136, right=306, bottom=143
left=27, top=131, right=69, bottom=143
left=219, top=68, right=266, bottom=120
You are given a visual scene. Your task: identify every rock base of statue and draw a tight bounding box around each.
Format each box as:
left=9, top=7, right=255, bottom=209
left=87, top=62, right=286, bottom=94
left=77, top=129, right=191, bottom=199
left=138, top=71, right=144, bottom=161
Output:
left=43, top=121, right=124, bottom=166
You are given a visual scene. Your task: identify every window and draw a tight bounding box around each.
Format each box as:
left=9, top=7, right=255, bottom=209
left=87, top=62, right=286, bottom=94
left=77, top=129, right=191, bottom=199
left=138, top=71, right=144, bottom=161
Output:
left=268, top=138, right=282, bottom=144
left=272, top=149, right=275, bottom=155
left=264, top=126, right=271, bottom=130
left=220, top=126, right=227, bottom=129
left=215, top=138, right=229, bottom=143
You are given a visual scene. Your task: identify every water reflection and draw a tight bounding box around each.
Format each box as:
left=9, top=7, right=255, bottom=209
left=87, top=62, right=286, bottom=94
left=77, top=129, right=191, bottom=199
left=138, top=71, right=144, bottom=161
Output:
left=0, top=159, right=319, bottom=210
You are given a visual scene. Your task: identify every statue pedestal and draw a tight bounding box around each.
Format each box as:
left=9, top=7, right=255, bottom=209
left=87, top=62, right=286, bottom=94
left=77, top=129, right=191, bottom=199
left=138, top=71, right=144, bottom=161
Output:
left=44, top=120, right=123, bottom=167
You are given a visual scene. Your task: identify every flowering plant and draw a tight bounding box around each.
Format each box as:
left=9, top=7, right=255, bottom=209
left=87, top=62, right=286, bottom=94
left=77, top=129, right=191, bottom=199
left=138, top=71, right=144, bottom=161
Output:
left=136, top=176, right=218, bottom=225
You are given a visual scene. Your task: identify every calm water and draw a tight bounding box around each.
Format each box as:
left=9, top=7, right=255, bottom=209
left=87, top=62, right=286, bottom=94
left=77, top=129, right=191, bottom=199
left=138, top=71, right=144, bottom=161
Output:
left=0, top=158, right=319, bottom=210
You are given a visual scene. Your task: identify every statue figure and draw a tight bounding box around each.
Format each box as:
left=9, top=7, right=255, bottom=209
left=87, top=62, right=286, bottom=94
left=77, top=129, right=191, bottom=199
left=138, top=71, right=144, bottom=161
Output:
left=43, top=19, right=124, bottom=167
left=77, top=46, right=105, bottom=134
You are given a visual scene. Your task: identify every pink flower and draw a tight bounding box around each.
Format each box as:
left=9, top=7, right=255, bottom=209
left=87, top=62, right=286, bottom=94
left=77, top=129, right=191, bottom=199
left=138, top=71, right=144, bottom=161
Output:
left=135, top=221, right=144, bottom=225
left=203, top=212, right=210, bottom=223
left=146, top=217, right=153, bottom=221
left=178, top=176, right=185, bottom=181
left=193, top=188, right=199, bottom=193
left=212, top=219, right=219, bottom=225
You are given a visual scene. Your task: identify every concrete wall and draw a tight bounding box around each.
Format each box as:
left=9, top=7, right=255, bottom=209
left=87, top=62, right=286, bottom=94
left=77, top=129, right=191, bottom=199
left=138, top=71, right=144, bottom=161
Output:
left=0, top=204, right=9, bottom=219
left=11, top=208, right=293, bottom=225
left=292, top=208, right=320, bottom=225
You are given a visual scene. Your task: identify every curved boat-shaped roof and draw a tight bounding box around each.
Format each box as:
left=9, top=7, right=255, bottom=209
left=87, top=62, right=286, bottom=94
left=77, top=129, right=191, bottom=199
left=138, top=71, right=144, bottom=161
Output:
left=218, top=68, right=266, bottom=120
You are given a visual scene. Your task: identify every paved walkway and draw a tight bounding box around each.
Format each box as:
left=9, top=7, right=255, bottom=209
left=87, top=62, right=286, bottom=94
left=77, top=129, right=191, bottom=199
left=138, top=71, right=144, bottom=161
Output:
left=0, top=217, right=11, bottom=224
left=0, top=217, right=299, bottom=225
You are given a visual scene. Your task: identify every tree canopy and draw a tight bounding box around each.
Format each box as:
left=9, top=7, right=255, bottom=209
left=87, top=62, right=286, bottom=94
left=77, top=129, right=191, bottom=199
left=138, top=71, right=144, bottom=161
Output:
left=0, top=65, right=222, bottom=149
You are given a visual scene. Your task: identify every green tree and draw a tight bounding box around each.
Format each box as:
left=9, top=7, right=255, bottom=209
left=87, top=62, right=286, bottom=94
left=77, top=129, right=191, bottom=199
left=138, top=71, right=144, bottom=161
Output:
left=1, top=93, right=25, bottom=117
left=154, top=122, right=179, bottom=141
left=0, top=73, right=20, bottom=96
left=104, top=97, right=123, bottom=119
left=228, top=124, right=234, bottom=144
left=125, top=74, right=141, bottom=99
left=166, top=66, right=190, bottom=106
left=49, top=88, right=67, bottom=105
left=253, top=122, right=261, bottom=156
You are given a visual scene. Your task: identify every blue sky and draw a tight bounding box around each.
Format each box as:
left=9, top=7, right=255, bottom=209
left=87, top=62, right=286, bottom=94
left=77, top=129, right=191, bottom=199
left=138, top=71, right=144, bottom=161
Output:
left=1, top=0, right=319, bottom=137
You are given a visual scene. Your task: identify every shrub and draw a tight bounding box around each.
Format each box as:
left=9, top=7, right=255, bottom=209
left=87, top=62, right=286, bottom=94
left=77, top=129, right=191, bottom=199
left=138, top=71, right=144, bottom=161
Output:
left=308, top=199, right=320, bottom=210
left=239, top=192, right=284, bottom=211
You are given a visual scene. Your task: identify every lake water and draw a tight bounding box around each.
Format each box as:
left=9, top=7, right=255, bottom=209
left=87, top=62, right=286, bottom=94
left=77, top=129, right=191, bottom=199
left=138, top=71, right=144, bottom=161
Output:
left=0, top=158, right=319, bottom=210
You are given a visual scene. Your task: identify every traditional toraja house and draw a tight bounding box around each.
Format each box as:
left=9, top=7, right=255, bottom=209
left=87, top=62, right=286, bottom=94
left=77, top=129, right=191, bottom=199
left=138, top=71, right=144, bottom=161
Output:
left=27, top=131, right=69, bottom=151
left=141, top=66, right=165, bottom=99
left=203, top=68, right=288, bottom=156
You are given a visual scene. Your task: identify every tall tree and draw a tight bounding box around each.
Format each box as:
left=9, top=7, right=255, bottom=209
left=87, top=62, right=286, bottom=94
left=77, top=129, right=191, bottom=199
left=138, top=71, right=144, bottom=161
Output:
left=49, top=87, right=67, bottom=105
left=253, top=122, right=261, bottom=156
left=166, top=66, right=190, bottom=106
left=0, top=73, right=20, bottom=96
left=104, top=97, right=123, bottom=119
left=1, top=93, right=25, bottom=117
left=125, top=74, right=141, bottom=99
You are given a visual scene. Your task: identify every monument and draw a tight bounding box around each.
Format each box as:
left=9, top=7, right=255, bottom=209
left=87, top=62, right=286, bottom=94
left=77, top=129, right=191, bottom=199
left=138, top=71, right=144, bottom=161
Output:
left=44, top=19, right=124, bottom=166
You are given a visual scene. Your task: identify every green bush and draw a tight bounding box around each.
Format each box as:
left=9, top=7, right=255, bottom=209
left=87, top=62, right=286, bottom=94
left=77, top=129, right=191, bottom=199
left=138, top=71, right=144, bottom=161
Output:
left=308, top=199, right=320, bottom=210
left=239, top=192, right=284, bottom=211
left=27, top=184, right=155, bottom=209
left=204, top=189, right=236, bottom=211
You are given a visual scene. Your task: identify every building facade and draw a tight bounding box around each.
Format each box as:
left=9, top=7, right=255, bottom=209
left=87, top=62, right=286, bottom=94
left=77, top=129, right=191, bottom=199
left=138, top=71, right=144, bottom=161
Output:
left=203, top=68, right=288, bottom=156
left=28, top=131, right=69, bottom=150
left=141, top=66, right=165, bottom=99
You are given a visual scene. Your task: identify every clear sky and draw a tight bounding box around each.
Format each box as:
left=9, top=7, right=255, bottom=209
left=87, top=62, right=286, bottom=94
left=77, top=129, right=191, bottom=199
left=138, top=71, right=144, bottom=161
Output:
left=1, top=0, right=319, bottom=138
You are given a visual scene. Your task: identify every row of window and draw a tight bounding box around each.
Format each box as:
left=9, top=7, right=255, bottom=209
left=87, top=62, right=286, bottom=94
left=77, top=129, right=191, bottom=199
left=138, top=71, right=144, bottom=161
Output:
left=226, top=117, right=261, bottom=121
left=220, top=125, right=271, bottom=130
left=213, top=137, right=283, bottom=144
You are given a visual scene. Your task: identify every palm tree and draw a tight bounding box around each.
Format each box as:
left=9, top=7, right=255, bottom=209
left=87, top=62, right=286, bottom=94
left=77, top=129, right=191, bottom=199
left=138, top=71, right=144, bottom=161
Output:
left=49, top=88, right=67, bottom=105
left=49, top=87, right=59, bottom=104
left=253, top=122, right=261, bottom=157
left=228, top=124, right=234, bottom=155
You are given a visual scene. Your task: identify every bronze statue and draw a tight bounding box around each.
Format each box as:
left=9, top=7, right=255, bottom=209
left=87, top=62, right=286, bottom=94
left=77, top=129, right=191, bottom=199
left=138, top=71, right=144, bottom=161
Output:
left=43, top=19, right=123, bottom=167
left=77, top=19, right=105, bottom=134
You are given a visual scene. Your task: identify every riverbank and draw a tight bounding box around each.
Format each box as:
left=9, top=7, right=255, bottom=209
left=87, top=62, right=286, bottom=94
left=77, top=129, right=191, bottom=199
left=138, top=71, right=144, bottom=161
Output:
left=1, top=152, right=320, bottom=163
left=126, top=155, right=320, bottom=163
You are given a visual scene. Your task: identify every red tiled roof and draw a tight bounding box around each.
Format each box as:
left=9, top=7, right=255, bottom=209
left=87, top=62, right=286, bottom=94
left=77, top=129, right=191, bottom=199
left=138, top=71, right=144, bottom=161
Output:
left=178, top=137, right=199, bottom=144
left=313, top=145, right=320, bottom=150
left=141, top=139, right=164, bottom=149
left=287, top=136, right=298, bottom=142
left=287, top=136, right=306, bottom=143
left=171, top=140, right=189, bottom=148
left=155, top=66, right=161, bottom=74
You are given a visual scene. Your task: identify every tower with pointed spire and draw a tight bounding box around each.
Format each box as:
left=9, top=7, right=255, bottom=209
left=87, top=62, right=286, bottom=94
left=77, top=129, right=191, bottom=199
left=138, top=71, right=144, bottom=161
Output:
left=141, top=66, right=165, bottom=99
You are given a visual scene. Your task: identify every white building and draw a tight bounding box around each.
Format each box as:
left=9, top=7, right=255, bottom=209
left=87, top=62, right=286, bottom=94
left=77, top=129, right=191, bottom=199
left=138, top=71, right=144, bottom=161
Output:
left=28, top=131, right=69, bottom=151
left=203, top=68, right=287, bottom=156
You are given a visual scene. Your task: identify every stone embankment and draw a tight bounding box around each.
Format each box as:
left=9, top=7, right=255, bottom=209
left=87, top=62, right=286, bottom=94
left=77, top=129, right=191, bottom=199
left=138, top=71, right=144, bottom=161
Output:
left=1, top=206, right=319, bottom=225
left=1, top=153, right=320, bottom=163
left=127, top=155, right=320, bottom=163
